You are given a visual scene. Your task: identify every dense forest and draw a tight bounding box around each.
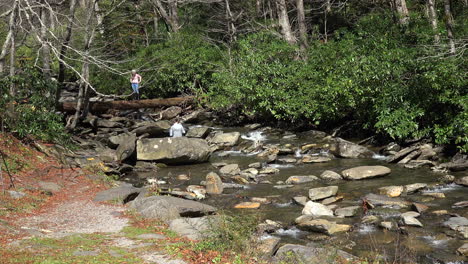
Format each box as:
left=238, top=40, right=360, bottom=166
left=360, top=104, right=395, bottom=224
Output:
left=0, top=0, right=466, bottom=151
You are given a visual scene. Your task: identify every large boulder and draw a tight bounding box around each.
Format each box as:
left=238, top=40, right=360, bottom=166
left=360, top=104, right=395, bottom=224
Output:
left=209, top=132, right=241, bottom=147
left=131, top=121, right=171, bottom=137
left=455, top=176, right=468, bottom=186
left=130, top=195, right=217, bottom=220
left=94, top=183, right=143, bottom=204
left=302, top=201, right=334, bottom=216
left=186, top=126, right=212, bottom=138
left=308, top=186, right=338, bottom=201
left=108, top=132, right=135, bottom=149
left=161, top=106, right=183, bottom=120
left=327, top=137, right=374, bottom=158
left=295, top=216, right=351, bottom=235
left=169, top=216, right=220, bottom=240
left=342, top=166, right=391, bottom=180
left=115, top=133, right=136, bottom=162
left=136, top=137, right=211, bottom=164
left=274, top=244, right=355, bottom=264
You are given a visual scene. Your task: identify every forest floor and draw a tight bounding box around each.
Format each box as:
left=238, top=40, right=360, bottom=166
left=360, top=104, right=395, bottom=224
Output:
left=0, top=133, right=255, bottom=264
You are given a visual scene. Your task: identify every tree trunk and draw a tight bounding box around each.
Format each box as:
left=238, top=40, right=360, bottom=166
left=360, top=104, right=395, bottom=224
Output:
left=276, top=0, right=296, bottom=44
left=225, top=0, right=237, bottom=43
left=296, top=0, right=308, bottom=52
left=427, top=0, right=440, bottom=44
left=40, top=2, right=51, bottom=79
left=9, top=2, right=17, bottom=97
left=391, top=0, right=410, bottom=26
left=56, top=0, right=77, bottom=109
left=60, top=96, right=194, bottom=113
left=153, top=0, right=179, bottom=32
left=444, top=0, right=456, bottom=54
left=0, top=0, right=18, bottom=76
left=256, top=0, right=262, bottom=16
left=153, top=7, right=159, bottom=40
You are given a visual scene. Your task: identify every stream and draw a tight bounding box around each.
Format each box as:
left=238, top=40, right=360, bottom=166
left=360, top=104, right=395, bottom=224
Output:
left=122, top=126, right=467, bottom=264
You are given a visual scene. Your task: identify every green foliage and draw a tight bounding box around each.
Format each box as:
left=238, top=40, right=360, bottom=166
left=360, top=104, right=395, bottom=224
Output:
left=0, top=69, right=70, bottom=144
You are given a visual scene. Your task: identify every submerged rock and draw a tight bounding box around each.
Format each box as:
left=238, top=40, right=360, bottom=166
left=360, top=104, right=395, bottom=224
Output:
left=285, top=175, right=319, bottom=184
left=301, top=156, right=331, bottom=163
left=308, top=186, right=338, bottom=201
left=136, top=137, right=211, bottom=164
left=342, top=166, right=391, bottom=180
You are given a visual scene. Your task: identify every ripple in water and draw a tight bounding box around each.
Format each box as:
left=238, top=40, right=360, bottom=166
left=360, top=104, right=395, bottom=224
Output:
left=420, top=236, right=449, bottom=248
left=274, top=202, right=293, bottom=208
left=372, top=154, right=387, bottom=160
left=241, top=131, right=267, bottom=143
left=267, top=164, right=294, bottom=169
left=422, top=183, right=462, bottom=193
left=358, top=224, right=376, bottom=233
left=275, top=227, right=305, bottom=238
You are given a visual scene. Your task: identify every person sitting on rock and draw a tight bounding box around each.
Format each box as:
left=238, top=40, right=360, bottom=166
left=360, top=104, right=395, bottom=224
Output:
left=169, top=118, right=185, bottom=138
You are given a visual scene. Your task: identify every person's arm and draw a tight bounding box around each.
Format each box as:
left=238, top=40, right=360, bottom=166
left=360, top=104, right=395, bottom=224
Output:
left=138, top=74, right=142, bottom=83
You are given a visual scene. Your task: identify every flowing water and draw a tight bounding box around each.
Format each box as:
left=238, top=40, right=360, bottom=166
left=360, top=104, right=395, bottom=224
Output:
left=127, top=127, right=467, bottom=264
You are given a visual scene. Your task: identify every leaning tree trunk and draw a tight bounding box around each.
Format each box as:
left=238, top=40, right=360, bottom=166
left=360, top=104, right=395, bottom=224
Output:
left=296, top=0, right=308, bottom=53
left=276, top=0, right=296, bottom=44
left=444, top=0, right=456, bottom=55
left=427, top=0, right=440, bottom=44
left=56, top=0, right=77, bottom=109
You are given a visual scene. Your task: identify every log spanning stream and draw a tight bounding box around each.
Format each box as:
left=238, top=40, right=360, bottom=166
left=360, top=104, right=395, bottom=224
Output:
left=117, top=126, right=466, bottom=264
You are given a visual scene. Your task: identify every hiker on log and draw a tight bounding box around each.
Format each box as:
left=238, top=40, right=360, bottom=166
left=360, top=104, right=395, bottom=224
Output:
left=130, top=70, right=142, bottom=100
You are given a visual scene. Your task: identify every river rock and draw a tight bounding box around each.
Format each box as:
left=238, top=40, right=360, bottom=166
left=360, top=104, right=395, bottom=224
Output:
left=402, top=216, right=423, bottom=227
left=378, top=186, right=404, bottom=197
left=169, top=216, right=219, bottom=240
left=108, top=132, right=134, bottom=148
left=364, top=193, right=410, bottom=208
left=242, top=168, right=259, bottom=175
left=234, top=202, right=261, bottom=209
left=295, top=216, right=351, bottom=235
left=301, top=156, right=331, bottom=163
left=274, top=244, right=355, bottom=264
left=379, top=221, right=395, bottom=230
left=248, top=162, right=262, bottom=169
left=219, top=164, right=240, bottom=175
left=186, top=126, right=212, bottom=138
left=205, top=172, right=223, bottom=194
left=94, top=184, right=143, bottom=204
left=232, top=176, right=249, bottom=184
left=321, top=195, right=343, bottom=205
left=386, top=146, right=419, bottom=163
left=412, top=203, right=429, bottom=213
left=277, top=158, right=297, bottom=163
left=285, top=175, right=319, bottom=184
left=328, top=137, right=374, bottom=158
left=453, top=201, right=468, bottom=208
left=136, top=137, right=211, bottom=164
left=259, top=167, right=279, bottom=174
left=177, top=174, right=190, bottom=181
left=251, top=197, right=270, bottom=204
left=308, top=186, right=338, bottom=201
left=255, top=236, right=281, bottom=256
left=319, top=170, right=342, bottom=180
left=438, top=174, right=456, bottom=183
left=335, top=206, right=360, bottom=217
left=130, top=195, right=216, bottom=220
left=404, top=183, right=428, bottom=193
left=342, top=166, right=391, bottom=180
left=457, top=243, right=468, bottom=256
left=209, top=132, right=240, bottom=147
left=401, top=211, right=420, bottom=218
left=302, top=201, right=334, bottom=216
left=115, top=133, right=136, bottom=162
left=404, top=160, right=435, bottom=169
left=131, top=120, right=171, bottom=137
left=293, top=196, right=308, bottom=206
left=161, top=106, right=182, bottom=120
left=455, top=176, right=468, bottom=186
left=422, top=192, right=445, bottom=198
left=96, top=118, right=123, bottom=128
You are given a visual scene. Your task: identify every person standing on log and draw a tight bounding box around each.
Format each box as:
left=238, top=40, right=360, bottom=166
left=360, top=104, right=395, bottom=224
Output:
left=130, top=69, right=142, bottom=100
left=169, top=118, right=186, bottom=138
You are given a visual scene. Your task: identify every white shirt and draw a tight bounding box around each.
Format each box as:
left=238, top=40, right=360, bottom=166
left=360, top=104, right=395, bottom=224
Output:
left=169, top=123, right=185, bottom=137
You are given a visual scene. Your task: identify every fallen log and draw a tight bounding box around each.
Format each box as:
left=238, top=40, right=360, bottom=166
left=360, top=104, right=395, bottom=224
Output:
left=59, top=96, right=194, bottom=113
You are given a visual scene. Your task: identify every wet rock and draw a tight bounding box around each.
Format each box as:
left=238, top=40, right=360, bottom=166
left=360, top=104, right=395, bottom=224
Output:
left=387, top=146, right=419, bottom=163
left=205, top=172, right=223, bottom=195
left=404, top=183, right=428, bottom=193
left=136, top=137, right=211, bottom=164
left=130, top=195, right=217, bottom=220
left=438, top=174, right=455, bottom=183
left=161, top=106, right=182, bottom=120
left=293, top=196, right=308, bottom=206
left=108, top=132, right=135, bottom=149
left=342, top=166, right=391, bottom=180
left=327, top=137, right=374, bottom=158
left=131, top=120, right=171, bottom=137
left=422, top=192, right=445, bottom=198
left=295, top=216, right=351, bottom=235
left=362, top=215, right=379, bottom=224
left=379, top=221, right=395, bottom=230
left=169, top=216, right=219, bottom=240
left=257, top=220, right=283, bottom=233
left=234, top=202, right=261, bottom=209
left=186, top=185, right=207, bottom=199
left=285, top=175, right=319, bottom=184
left=94, top=184, right=143, bottom=204
left=301, top=156, right=331, bottom=163
left=245, top=123, right=262, bottom=130
left=242, top=168, right=259, bottom=175
left=209, top=132, right=240, bottom=147
left=38, top=181, right=61, bottom=193
left=412, top=203, right=429, bottom=213
left=457, top=243, right=468, bottom=256
left=273, top=184, right=293, bottom=189
left=397, top=150, right=421, bottom=164
left=302, top=201, right=334, bottom=216
left=186, top=126, right=212, bottom=138
left=251, top=197, right=270, bottom=204
left=277, top=157, right=297, bottom=163
left=381, top=142, right=401, bottom=155
left=248, top=162, right=262, bottom=169
left=364, top=193, right=410, bottom=208
left=335, top=206, right=360, bottom=217
left=402, top=216, right=423, bottom=227
left=259, top=167, right=279, bottom=174
left=319, top=170, right=342, bottom=181
left=177, top=174, right=190, bottom=181
left=255, top=236, right=281, bottom=256
left=232, top=176, right=249, bottom=184
left=455, top=176, right=468, bottom=186
left=219, top=164, right=240, bottom=176
left=211, top=162, right=228, bottom=168
left=308, top=186, right=338, bottom=201
left=401, top=211, right=420, bottom=218
left=378, top=186, right=404, bottom=197
left=321, top=195, right=343, bottom=205
left=115, top=133, right=136, bottom=162
left=453, top=201, right=468, bottom=208
left=274, top=244, right=355, bottom=264
left=222, top=183, right=247, bottom=189
left=404, top=160, right=435, bottom=169
left=7, top=190, right=25, bottom=199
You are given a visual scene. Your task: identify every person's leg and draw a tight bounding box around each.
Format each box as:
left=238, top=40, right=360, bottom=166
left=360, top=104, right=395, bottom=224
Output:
left=132, top=83, right=139, bottom=100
